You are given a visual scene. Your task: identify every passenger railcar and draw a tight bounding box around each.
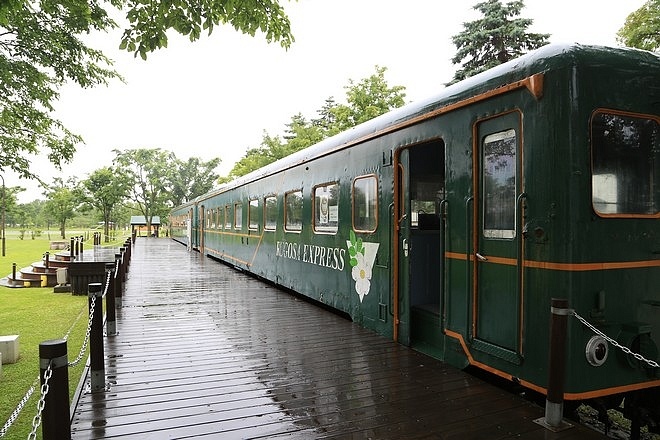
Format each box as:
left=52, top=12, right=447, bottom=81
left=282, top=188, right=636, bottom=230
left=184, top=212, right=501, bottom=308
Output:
left=171, top=44, right=660, bottom=429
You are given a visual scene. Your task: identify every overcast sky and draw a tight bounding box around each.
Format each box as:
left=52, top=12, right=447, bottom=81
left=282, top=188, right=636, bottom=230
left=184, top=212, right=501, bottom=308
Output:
left=10, top=0, right=646, bottom=202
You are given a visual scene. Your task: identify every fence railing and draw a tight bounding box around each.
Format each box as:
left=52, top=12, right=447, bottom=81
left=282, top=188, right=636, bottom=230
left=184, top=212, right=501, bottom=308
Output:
left=0, top=237, right=133, bottom=440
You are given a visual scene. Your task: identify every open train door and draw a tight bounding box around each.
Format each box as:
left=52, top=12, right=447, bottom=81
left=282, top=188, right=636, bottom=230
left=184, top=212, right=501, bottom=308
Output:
left=198, top=204, right=205, bottom=256
left=472, top=112, right=525, bottom=363
left=394, top=140, right=445, bottom=357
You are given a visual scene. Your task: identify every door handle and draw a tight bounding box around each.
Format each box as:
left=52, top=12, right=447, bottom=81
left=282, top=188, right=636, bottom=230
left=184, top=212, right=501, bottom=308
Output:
left=476, top=253, right=488, bottom=262
left=403, top=239, right=409, bottom=257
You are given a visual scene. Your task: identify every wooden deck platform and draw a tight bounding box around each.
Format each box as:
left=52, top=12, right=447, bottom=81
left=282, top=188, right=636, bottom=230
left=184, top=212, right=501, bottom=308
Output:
left=70, top=238, right=608, bottom=439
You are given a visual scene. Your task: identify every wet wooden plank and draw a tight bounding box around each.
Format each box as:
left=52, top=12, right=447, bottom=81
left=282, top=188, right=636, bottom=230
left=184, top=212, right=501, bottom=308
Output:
left=70, top=238, right=608, bottom=440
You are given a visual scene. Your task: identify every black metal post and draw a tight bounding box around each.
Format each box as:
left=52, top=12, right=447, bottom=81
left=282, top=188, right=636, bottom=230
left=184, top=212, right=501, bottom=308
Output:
left=39, top=339, right=71, bottom=440
left=120, top=247, right=127, bottom=281
left=44, top=251, right=49, bottom=270
left=69, top=237, right=74, bottom=258
left=535, top=298, right=573, bottom=431
left=12, top=262, right=16, bottom=280
left=105, top=263, right=116, bottom=336
left=114, top=254, right=123, bottom=308
left=88, top=282, right=105, bottom=392
left=79, top=236, right=83, bottom=254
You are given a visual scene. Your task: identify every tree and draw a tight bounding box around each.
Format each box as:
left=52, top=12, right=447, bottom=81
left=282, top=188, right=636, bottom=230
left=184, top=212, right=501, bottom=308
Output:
left=617, top=0, right=660, bottom=51
left=449, top=0, right=550, bottom=84
left=43, top=177, right=79, bottom=238
left=0, top=0, right=294, bottom=183
left=114, top=148, right=175, bottom=235
left=80, top=167, right=131, bottom=242
left=170, top=156, right=221, bottom=207
left=331, top=66, right=406, bottom=131
left=227, top=66, right=407, bottom=178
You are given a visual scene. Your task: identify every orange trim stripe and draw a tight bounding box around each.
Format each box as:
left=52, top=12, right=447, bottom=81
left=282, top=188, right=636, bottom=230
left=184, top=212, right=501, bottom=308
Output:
left=445, top=252, right=660, bottom=271
left=445, top=330, right=660, bottom=400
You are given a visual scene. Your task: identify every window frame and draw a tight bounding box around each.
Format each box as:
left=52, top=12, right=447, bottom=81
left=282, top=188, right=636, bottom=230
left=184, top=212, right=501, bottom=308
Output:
left=590, top=108, right=660, bottom=218
left=264, top=195, right=278, bottom=231
left=313, top=181, right=340, bottom=234
left=248, top=199, right=259, bottom=231
left=224, top=205, right=232, bottom=229
left=284, top=189, right=304, bottom=233
left=233, top=202, right=243, bottom=230
left=352, top=174, right=378, bottom=233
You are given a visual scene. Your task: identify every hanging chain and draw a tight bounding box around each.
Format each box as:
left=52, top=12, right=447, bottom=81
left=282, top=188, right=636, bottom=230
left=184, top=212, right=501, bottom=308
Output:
left=27, top=362, right=53, bottom=440
left=68, top=270, right=111, bottom=367
left=2, top=260, right=115, bottom=438
left=573, top=311, right=660, bottom=369
left=0, top=378, right=37, bottom=438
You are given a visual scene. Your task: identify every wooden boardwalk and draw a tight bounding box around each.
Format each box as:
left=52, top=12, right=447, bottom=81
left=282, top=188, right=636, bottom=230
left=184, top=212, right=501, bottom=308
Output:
left=70, top=238, right=608, bottom=439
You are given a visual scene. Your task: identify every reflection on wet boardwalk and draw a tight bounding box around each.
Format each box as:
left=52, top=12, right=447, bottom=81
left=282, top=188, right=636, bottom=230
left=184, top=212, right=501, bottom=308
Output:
left=70, top=238, right=606, bottom=439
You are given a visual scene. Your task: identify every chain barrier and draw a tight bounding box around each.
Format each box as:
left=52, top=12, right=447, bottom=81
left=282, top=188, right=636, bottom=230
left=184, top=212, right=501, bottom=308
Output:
left=1, top=268, right=114, bottom=438
left=26, top=362, right=53, bottom=440
left=0, top=378, right=37, bottom=438
left=573, top=310, right=660, bottom=369
left=67, top=270, right=111, bottom=368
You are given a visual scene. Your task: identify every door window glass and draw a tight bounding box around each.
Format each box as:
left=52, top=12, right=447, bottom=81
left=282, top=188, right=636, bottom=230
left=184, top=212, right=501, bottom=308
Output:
left=353, top=175, right=378, bottom=232
left=483, top=129, right=517, bottom=239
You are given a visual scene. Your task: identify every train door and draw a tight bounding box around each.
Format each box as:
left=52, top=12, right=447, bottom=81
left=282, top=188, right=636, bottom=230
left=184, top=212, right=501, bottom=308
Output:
left=199, top=205, right=205, bottom=255
left=473, top=112, right=524, bottom=360
left=395, top=140, right=445, bottom=357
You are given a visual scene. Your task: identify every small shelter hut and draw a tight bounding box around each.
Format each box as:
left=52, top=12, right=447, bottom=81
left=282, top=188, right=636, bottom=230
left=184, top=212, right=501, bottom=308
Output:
left=130, top=216, right=161, bottom=237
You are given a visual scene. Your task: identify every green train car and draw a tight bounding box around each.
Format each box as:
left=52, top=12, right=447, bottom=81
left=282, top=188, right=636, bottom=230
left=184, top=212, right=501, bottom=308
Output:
left=171, top=44, right=660, bottom=430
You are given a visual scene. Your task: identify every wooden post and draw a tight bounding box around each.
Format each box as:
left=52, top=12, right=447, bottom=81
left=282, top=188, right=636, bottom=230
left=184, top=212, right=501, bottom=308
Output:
left=88, top=282, right=105, bottom=392
left=105, top=263, right=117, bottom=336
left=39, top=339, right=71, bottom=440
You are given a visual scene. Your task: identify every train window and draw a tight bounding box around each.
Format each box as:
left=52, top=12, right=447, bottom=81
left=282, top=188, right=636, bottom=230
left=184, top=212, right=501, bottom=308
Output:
left=248, top=199, right=259, bottom=230
left=264, top=195, right=278, bottom=231
left=483, top=129, right=517, bottom=239
left=353, top=175, right=378, bottom=232
left=285, top=190, right=303, bottom=232
left=224, top=205, right=231, bottom=229
left=211, top=209, right=216, bottom=229
left=234, top=203, right=243, bottom=230
left=314, top=183, right=339, bottom=234
left=206, top=209, right=212, bottom=229
left=591, top=111, right=659, bottom=216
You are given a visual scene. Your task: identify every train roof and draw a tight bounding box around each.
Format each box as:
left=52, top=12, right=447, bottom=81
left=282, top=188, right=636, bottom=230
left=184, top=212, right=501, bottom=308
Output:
left=196, top=43, right=659, bottom=202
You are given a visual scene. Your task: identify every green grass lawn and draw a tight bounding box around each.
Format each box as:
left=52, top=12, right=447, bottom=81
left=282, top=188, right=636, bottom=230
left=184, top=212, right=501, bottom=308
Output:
left=0, top=230, right=130, bottom=439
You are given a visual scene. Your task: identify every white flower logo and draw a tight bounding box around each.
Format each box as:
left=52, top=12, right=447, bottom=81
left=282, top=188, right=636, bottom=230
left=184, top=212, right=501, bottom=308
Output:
left=351, top=252, right=372, bottom=302
left=347, top=231, right=379, bottom=303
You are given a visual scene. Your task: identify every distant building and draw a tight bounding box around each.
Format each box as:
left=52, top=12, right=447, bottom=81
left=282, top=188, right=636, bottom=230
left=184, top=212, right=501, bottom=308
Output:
left=130, top=216, right=161, bottom=237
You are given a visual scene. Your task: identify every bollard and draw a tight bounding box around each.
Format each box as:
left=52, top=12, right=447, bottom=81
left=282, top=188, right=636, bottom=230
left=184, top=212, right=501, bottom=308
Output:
left=114, top=254, right=123, bottom=308
left=79, top=236, right=83, bottom=254
left=88, top=282, right=106, bottom=392
left=105, top=263, right=117, bottom=336
left=44, top=251, right=50, bottom=269
left=39, top=339, right=71, bottom=440
left=535, top=298, right=573, bottom=431
left=69, top=237, right=74, bottom=258
left=120, top=247, right=127, bottom=281
left=12, top=262, right=16, bottom=280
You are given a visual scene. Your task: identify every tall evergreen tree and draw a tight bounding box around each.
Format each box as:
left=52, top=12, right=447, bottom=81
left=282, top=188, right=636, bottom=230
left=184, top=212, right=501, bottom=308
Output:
left=449, top=0, right=549, bottom=84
